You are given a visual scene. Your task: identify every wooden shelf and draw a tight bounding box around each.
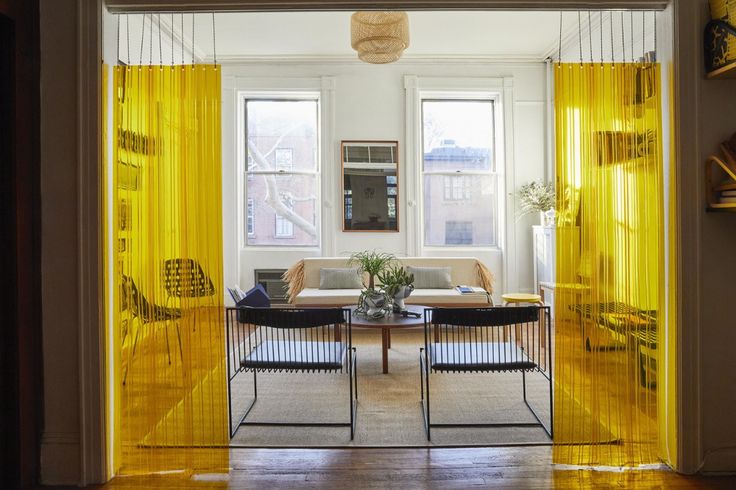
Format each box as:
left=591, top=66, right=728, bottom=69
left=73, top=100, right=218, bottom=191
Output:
left=707, top=60, right=736, bottom=79
left=705, top=144, right=736, bottom=212
left=706, top=204, right=736, bottom=212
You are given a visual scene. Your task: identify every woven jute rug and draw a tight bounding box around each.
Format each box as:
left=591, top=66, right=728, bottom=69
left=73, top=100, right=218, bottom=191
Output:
left=229, top=329, right=554, bottom=447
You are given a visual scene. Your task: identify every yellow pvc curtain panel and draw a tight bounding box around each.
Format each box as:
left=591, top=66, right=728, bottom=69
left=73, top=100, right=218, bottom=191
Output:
left=553, top=62, right=664, bottom=466
left=109, top=64, right=227, bottom=475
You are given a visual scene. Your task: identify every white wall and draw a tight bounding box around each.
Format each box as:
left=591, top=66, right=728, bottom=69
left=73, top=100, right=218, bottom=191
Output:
left=221, top=60, right=548, bottom=304
left=689, top=0, right=736, bottom=473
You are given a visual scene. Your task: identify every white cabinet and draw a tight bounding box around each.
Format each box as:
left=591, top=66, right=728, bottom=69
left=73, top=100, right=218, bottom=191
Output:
left=532, top=225, right=581, bottom=317
left=532, top=225, right=555, bottom=291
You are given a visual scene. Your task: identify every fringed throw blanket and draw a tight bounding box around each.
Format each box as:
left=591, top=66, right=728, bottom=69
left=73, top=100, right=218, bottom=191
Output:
left=282, top=259, right=305, bottom=304
left=474, top=259, right=494, bottom=298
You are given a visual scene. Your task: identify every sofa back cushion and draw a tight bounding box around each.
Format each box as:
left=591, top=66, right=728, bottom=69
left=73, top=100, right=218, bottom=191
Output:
left=319, top=268, right=364, bottom=289
left=406, top=266, right=453, bottom=289
left=301, top=257, right=482, bottom=289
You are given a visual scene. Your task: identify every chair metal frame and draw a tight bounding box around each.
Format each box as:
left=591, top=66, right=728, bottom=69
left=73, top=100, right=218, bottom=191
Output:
left=419, top=306, right=553, bottom=441
left=225, top=306, right=358, bottom=440
left=162, top=258, right=217, bottom=332
left=121, top=275, right=183, bottom=385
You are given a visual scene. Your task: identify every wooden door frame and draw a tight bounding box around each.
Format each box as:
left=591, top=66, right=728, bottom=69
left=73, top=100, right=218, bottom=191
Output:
left=73, top=0, right=699, bottom=482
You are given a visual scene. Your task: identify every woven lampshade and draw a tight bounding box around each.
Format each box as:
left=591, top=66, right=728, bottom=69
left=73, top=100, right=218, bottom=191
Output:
left=351, top=11, right=410, bottom=64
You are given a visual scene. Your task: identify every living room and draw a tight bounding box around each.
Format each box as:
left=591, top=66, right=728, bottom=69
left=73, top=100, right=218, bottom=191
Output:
left=7, top=0, right=736, bottom=487
left=102, top=3, right=680, bottom=482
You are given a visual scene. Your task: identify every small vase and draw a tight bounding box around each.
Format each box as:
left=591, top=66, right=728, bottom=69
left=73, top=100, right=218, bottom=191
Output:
left=544, top=208, right=556, bottom=226
left=539, top=211, right=546, bottom=226
left=392, top=284, right=414, bottom=312
left=359, top=289, right=390, bottom=319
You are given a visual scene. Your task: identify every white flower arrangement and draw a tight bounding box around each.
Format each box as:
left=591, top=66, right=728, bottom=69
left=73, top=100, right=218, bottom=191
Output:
left=516, top=181, right=556, bottom=218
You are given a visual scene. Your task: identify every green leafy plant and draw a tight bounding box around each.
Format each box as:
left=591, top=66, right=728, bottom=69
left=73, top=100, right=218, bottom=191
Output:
left=516, top=181, right=556, bottom=218
left=377, top=264, right=414, bottom=297
left=349, top=250, right=396, bottom=290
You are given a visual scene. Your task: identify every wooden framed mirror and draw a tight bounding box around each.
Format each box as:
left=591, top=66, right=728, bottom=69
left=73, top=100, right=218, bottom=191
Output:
left=341, top=140, right=399, bottom=232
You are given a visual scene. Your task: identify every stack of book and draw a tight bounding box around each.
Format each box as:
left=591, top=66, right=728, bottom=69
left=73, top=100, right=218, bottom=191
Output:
left=716, top=182, right=736, bottom=204
left=719, top=134, right=736, bottom=204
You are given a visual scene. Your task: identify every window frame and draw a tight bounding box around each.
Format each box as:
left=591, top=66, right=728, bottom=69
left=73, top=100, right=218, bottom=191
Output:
left=419, top=94, right=503, bottom=249
left=274, top=199, right=295, bottom=238
left=238, top=92, right=322, bottom=249
left=246, top=198, right=255, bottom=237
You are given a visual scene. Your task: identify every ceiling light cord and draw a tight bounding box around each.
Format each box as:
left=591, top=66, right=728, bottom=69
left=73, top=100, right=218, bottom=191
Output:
left=149, top=11, right=153, bottom=65
left=654, top=10, right=657, bottom=56
left=558, top=11, right=563, bottom=63
left=181, top=13, right=184, bottom=65
left=577, top=11, right=583, bottom=64
left=642, top=10, right=646, bottom=61
left=116, top=14, right=120, bottom=65
left=139, top=13, right=145, bottom=65
left=620, top=11, right=625, bottom=64
left=630, top=10, right=634, bottom=62
left=588, top=11, right=593, bottom=63
left=212, top=12, right=217, bottom=65
left=599, top=11, right=604, bottom=65
left=610, top=10, right=614, bottom=63
left=126, top=14, right=130, bottom=65
left=158, top=13, right=162, bottom=66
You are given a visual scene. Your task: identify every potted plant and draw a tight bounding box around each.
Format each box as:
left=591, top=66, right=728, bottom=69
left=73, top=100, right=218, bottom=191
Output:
left=349, top=250, right=395, bottom=318
left=349, top=250, right=396, bottom=290
left=516, top=181, right=556, bottom=225
left=378, top=264, right=415, bottom=312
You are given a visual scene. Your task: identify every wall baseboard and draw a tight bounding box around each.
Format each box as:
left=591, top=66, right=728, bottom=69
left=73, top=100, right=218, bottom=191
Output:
left=40, top=431, right=81, bottom=485
left=701, top=448, right=736, bottom=473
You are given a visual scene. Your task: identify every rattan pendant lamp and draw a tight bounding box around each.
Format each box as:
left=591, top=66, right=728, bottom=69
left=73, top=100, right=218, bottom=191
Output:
left=351, top=11, right=410, bottom=64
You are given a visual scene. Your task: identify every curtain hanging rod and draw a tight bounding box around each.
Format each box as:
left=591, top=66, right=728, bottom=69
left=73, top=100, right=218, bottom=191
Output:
left=104, top=1, right=670, bottom=14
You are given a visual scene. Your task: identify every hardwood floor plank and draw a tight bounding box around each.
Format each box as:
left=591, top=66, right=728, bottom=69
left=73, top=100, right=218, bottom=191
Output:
left=81, top=446, right=736, bottom=489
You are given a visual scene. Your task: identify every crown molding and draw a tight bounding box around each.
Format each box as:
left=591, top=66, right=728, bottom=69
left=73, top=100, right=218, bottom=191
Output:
left=208, top=53, right=548, bottom=65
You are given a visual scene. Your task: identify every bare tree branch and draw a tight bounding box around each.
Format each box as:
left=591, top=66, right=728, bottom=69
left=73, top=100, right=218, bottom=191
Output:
left=247, top=139, right=318, bottom=238
left=262, top=122, right=304, bottom=160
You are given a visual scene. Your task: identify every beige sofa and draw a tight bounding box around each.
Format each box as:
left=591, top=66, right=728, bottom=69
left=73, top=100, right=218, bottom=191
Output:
left=284, top=257, right=493, bottom=306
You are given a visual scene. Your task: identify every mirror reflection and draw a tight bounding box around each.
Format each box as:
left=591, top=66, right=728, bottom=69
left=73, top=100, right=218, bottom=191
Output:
left=342, top=141, right=399, bottom=231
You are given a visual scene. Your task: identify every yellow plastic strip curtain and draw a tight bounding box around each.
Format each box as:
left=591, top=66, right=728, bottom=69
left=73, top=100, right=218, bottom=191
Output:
left=553, top=62, right=664, bottom=466
left=109, top=64, right=227, bottom=475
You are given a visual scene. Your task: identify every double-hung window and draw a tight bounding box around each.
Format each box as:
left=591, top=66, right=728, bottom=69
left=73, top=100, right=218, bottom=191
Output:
left=421, top=99, right=499, bottom=247
left=243, top=98, right=319, bottom=246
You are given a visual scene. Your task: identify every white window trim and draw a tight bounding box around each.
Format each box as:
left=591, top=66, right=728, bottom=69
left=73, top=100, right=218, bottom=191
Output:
left=232, top=76, right=336, bottom=253
left=404, top=75, right=515, bottom=293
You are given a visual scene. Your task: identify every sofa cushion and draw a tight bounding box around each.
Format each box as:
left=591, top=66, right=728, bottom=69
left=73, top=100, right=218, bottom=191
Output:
left=407, top=288, right=490, bottom=305
left=293, top=287, right=490, bottom=306
left=294, top=288, right=362, bottom=306
left=407, top=266, right=453, bottom=289
left=319, top=268, right=363, bottom=289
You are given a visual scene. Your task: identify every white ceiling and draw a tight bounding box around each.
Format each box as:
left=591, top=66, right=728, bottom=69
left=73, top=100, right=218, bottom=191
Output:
left=188, top=11, right=570, bottom=61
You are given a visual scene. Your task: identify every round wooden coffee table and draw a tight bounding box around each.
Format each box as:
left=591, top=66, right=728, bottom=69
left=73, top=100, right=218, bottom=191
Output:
left=349, top=304, right=427, bottom=374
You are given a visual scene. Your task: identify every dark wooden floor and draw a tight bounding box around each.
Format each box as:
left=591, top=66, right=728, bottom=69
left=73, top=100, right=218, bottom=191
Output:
left=86, top=446, right=736, bottom=489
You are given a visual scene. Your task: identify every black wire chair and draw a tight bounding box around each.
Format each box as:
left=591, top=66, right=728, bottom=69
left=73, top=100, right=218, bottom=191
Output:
left=419, top=306, right=552, bottom=441
left=121, top=274, right=182, bottom=385
left=225, top=306, right=358, bottom=439
left=162, top=258, right=217, bottom=331
left=162, top=258, right=217, bottom=301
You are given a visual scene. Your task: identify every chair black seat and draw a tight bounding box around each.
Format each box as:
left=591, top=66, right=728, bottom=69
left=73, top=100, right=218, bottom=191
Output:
left=144, top=304, right=182, bottom=323
left=430, top=342, right=537, bottom=372
left=241, top=341, right=347, bottom=371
